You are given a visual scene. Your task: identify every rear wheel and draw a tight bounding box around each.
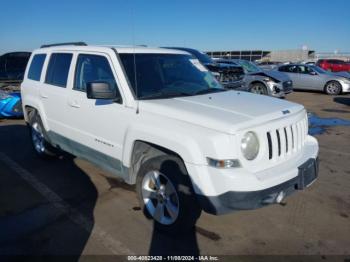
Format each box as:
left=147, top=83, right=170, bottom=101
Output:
left=29, top=111, right=57, bottom=158
left=325, top=81, right=342, bottom=95
left=250, top=83, right=268, bottom=95
left=136, top=155, right=201, bottom=234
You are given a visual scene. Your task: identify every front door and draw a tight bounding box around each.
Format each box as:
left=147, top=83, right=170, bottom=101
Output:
left=65, top=52, right=133, bottom=178
left=297, top=65, right=319, bottom=90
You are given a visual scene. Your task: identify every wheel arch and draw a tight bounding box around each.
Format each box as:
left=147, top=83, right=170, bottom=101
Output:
left=23, top=101, right=49, bottom=131
left=324, top=80, right=342, bottom=94
left=125, top=140, right=189, bottom=185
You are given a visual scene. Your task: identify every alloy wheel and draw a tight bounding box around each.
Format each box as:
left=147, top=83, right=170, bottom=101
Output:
left=31, top=122, right=45, bottom=153
left=141, top=170, right=180, bottom=225
left=326, top=82, right=341, bottom=95
left=251, top=84, right=266, bottom=95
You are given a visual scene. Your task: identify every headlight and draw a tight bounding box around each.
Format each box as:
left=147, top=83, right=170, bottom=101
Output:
left=241, top=132, right=259, bottom=160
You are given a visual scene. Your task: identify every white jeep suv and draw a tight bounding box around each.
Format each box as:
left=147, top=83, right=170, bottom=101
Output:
left=21, top=43, right=319, bottom=233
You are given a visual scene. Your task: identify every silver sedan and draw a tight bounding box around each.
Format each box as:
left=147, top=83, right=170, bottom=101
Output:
left=277, top=64, right=350, bottom=95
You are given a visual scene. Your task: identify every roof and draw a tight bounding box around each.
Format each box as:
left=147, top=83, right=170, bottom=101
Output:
left=35, top=44, right=190, bottom=55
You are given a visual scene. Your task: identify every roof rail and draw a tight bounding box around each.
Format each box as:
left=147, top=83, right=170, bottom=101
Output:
left=40, top=42, right=87, bottom=48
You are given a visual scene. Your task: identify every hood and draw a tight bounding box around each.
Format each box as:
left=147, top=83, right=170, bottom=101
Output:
left=252, top=70, right=291, bottom=82
left=205, top=63, right=244, bottom=74
left=331, top=71, right=350, bottom=80
left=139, top=91, right=304, bottom=134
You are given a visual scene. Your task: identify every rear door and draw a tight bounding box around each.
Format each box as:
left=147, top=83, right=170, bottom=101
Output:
left=40, top=52, right=73, bottom=136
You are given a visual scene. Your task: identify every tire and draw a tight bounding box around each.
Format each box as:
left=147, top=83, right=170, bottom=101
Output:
left=28, top=111, right=57, bottom=158
left=136, top=155, right=201, bottom=234
left=324, top=81, right=342, bottom=95
left=250, top=83, right=268, bottom=95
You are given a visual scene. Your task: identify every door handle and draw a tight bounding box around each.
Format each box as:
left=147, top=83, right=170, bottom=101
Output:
left=69, top=101, right=81, bottom=108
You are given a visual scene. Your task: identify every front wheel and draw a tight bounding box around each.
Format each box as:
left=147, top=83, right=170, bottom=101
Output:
left=250, top=83, right=268, bottom=95
left=325, top=81, right=342, bottom=95
left=136, top=155, right=201, bottom=234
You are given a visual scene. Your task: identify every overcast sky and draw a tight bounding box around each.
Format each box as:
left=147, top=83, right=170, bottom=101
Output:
left=1, top=0, right=349, bottom=54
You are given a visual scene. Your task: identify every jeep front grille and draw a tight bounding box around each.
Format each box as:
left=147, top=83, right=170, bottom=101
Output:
left=266, top=116, right=308, bottom=160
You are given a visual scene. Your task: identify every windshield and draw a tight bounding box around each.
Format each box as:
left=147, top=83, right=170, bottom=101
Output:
left=235, top=60, right=261, bottom=73
left=119, top=53, right=224, bottom=100
left=310, top=65, right=327, bottom=74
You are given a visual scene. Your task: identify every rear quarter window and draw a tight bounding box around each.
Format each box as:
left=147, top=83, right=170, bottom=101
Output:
left=28, top=54, right=46, bottom=81
left=45, top=53, right=73, bottom=87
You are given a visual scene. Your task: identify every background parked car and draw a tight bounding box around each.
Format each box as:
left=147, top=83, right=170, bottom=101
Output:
left=163, top=47, right=245, bottom=89
left=0, top=52, right=29, bottom=118
left=256, top=61, right=281, bottom=70
left=277, top=64, right=350, bottom=95
left=215, top=58, right=293, bottom=98
left=316, top=59, right=350, bottom=72
left=0, top=52, right=31, bottom=81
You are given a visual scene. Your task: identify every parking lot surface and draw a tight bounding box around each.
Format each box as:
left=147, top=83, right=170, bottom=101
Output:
left=0, top=91, right=349, bottom=257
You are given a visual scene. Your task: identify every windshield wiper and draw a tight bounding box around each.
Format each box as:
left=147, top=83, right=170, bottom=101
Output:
left=193, top=88, right=227, bottom=95
left=140, top=91, right=192, bottom=100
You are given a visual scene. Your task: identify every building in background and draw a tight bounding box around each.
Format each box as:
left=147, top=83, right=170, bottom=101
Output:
left=206, top=48, right=350, bottom=63
left=206, top=49, right=316, bottom=62
left=206, top=50, right=270, bottom=62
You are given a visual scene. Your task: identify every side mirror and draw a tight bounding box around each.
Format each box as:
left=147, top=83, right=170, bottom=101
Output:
left=86, top=82, right=116, bottom=100
left=309, top=71, right=317, bottom=75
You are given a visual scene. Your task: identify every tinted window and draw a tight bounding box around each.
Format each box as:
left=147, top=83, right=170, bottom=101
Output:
left=279, top=65, right=298, bottom=73
left=74, top=54, right=119, bottom=92
left=28, top=54, right=46, bottom=81
left=45, top=53, right=73, bottom=87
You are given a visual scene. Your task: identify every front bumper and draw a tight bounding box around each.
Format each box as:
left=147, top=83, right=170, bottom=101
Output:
left=340, top=81, right=350, bottom=93
left=267, top=80, right=293, bottom=98
left=222, top=80, right=245, bottom=90
left=186, top=135, right=318, bottom=215
left=196, top=158, right=318, bottom=215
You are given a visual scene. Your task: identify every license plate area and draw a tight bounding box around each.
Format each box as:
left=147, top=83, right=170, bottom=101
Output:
left=297, top=158, right=318, bottom=190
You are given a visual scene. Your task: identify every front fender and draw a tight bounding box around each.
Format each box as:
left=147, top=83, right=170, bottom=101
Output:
left=122, top=123, right=204, bottom=167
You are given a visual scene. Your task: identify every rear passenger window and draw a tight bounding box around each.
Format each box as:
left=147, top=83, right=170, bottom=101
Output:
left=28, top=54, right=46, bottom=81
left=74, top=54, right=118, bottom=93
left=45, top=53, right=72, bottom=87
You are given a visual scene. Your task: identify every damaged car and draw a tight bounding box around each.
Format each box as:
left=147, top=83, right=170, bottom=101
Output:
left=0, top=52, right=30, bottom=118
left=215, top=58, right=293, bottom=98
left=0, top=52, right=31, bottom=81
left=0, top=85, right=23, bottom=118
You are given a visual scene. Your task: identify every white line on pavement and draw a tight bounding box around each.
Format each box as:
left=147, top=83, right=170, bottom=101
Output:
left=0, top=152, right=134, bottom=255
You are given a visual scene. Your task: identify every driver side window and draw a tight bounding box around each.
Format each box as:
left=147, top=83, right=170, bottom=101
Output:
left=74, top=54, right=119, bottom=93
